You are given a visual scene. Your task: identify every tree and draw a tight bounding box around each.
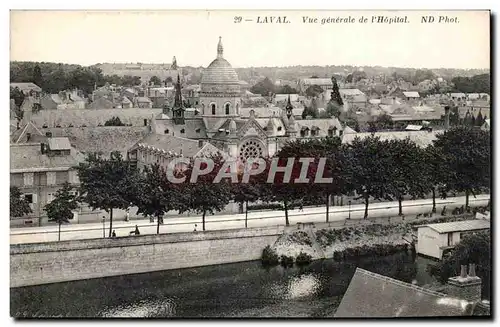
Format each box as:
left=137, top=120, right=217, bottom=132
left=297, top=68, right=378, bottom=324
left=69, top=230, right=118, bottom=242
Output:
left=373, top=113, right=394, bottom=131
left=250, top=77, right=276, bottom=96
left=413, top=69, right=435, bottom=84
left=181, top=156, right=232, bottom=231
left=165, top=76, right=173, bottom=84
left=10, top=186, right=32, bottom=218
left=385, top=139, right=427, bottom=216
left=422, top=145, right=450, bottom=213
left=149, top=76, right=161, bottom=86
left=135, top=164, right=181, bottom=234
left=44, top=183, right=79, bottom=241
left=32, top=64, right=43, bottom=88
left=231, top=172, right=261, bottom=228
left=330, top=76, right=344, bottom=106
left=341, top=136, right=393, bottom=219
left=428, top=231, right=490, bottom=298
left=76, top=152, right=139, bottom=237
left=104, top=116, right=125, bottom=126
left=301, top=105, right=318, bottom=119
left=476, top=110, right=485, bottom=127
left=326, top=101, right=341, bottom=118
left=433, top=126, right=490, bottom=211
left=10, top=87, right=25, bottom=129
left=305, top=85, right=324, bottom=98
left=276, top=85, right=298, bottom=94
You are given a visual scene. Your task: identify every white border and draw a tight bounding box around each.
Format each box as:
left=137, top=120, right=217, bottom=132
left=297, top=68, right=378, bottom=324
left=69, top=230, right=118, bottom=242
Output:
left=3, top=1, right=498, bottom=326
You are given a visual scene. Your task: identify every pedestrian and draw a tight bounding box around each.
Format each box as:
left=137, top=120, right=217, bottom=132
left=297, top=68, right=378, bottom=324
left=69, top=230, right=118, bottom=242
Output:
left=135, top=225, right=140, bottom=235
left=112, top=230, right=116, bottom=238
left=193, top=224, right=197, bottom=232
left=125, top=209, right=130, bottom=222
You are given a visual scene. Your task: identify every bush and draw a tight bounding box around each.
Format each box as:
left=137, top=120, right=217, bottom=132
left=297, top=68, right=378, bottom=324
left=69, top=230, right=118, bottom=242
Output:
left=247, top=203, right=283, bottom=211
left=280, top=255, right=294, bottom=267
left=296, top=252, right=313, bottom=266
left=289, top=231, right=312, bottom=246
left=261, top=245, right=279, bottom=266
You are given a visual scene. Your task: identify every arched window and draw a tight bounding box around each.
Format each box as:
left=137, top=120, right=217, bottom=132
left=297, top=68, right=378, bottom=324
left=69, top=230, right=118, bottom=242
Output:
left=225, top=103, right=230, bottom=115
left=211, top=104, right=216, bottom=115
left=202, top=103, right=205, bottom=114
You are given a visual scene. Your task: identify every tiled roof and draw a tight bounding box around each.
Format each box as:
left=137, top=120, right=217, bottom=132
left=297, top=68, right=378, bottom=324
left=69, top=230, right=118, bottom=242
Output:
left=240, top=107, right=281, bottom=118
left=46, top=126, right=150, bottom=157
left=152, top=118, right=207, bottom=139
left=342, top=131, right=442, bottom=148
left=47, top=137, right=71, bottom=150
left=201, top=58, right=239, bottom=85
left=10, top=143, right=84, bottom=173
left=294, top=118, right=342, bottom=137
left=29, top=108, right=163, bottom=127
left=88, top=97, right=115, bottom=109
left=132, top=133, right=221, bottom=158
left=10, top=121, right=44, bottom=144
left=343, top=126, right=357, bottom=134
left=10, top=82, right=42, bottom=93
left=339, top=88, right=365, bottom=96
left=335, top=268, right=475, bottom=317
left=422, top=220, right=491, bottom=234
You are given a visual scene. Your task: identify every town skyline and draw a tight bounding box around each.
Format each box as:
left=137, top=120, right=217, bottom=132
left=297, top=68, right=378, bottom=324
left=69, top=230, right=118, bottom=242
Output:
left=10, top=10, right=490, bottom=70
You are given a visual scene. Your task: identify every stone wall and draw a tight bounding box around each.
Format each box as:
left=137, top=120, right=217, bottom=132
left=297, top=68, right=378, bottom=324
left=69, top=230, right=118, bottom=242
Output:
left=10, top=226, right=284, bottom=288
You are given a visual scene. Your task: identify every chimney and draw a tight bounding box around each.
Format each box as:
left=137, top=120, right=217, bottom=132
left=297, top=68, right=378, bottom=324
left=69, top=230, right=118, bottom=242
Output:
left=444, top=106, right=450, bottom=130
left=447, top=264, right=482, bottom=302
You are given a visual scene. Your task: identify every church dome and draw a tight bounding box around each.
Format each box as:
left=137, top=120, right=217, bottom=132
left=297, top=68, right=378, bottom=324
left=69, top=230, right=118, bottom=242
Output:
left=201, top=37, right=239, bottom=85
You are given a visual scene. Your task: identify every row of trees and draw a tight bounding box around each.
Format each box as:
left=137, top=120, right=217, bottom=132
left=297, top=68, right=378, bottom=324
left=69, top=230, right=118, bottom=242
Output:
left=10, top=62, right=145, bottom=96
left=11, top=126, right=489, bottom=239
left=250, top=77, right=298, bottom=97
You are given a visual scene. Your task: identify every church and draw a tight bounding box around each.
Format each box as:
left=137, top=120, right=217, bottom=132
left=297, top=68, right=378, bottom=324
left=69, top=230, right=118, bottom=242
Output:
left=130, top=37, right=344, bottom=167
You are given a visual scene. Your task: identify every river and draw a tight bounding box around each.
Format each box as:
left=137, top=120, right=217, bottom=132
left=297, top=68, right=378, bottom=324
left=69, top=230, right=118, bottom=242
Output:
left=9, top=253, right=477, bottom=318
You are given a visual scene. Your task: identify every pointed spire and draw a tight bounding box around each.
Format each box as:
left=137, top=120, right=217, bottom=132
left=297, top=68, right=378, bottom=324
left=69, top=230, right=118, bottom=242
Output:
left=173, top=74, right=183, bottom=109
left=286, top=94, right=293, bottom=119
left=217, top=36, right=223, bottom=59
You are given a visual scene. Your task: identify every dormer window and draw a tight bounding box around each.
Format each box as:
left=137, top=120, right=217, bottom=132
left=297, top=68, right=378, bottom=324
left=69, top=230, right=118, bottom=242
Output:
left=277, top=126, right=282, bottom=131
left=180, top=129, right=185, bottom=134
left=195, top=128, right=201, bottom=133
left=164, top=129, right=169, bottom=134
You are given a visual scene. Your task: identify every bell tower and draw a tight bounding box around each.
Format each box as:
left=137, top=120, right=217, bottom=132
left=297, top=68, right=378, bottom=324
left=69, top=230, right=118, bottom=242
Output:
left=172, top=74, right=185, bottom=125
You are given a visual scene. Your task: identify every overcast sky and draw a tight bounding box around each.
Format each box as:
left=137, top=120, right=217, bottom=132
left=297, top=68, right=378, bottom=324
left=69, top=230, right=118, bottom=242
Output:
left=10, top=10, right=490, bottom=69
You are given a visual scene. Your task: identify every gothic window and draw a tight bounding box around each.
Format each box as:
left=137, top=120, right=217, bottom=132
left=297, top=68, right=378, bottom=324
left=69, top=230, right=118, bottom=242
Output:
left=239, top=139, right=265, bottom=161
left=225, top=103, right=230, bottom=115
left=211, top=104, right=216, bottom=115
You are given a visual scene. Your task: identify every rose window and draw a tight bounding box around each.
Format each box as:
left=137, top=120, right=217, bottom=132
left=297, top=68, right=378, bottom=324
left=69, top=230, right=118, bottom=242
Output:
left=239, top=140, right=264, bottom=161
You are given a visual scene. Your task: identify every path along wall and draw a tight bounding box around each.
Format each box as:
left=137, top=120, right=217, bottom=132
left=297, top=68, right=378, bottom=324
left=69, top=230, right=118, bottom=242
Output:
left=10, top=226, right=284, bottom=288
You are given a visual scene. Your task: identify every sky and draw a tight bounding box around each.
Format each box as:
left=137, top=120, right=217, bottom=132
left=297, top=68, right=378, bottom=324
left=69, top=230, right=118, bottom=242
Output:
left=10, top=10, right=490, bottom=69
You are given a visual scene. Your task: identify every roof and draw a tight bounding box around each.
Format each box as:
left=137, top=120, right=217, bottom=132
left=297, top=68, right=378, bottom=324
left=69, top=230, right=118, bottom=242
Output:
left=403, top=91, right=420, bottom=98
left=152, top=118, right=207, bottom=139
left=275, top=94, right=299, bottom=102
left=301, top=78, right=333, bottom=86
left=132, top=134, right=223, bottom=158
left=335, top=268, right=475, bottom=318
left=10, top=121, right=44, bottom=144
left=240, top=107, right=281, bottom=119
left=450, top=93, right=466, bottom=98
left=46, top=126, right=150, bottom=157
left=10, top=82, right=42, bottom=93
left=201, top=40, right=239, bottom=85
left=421, top=219, right=490, bottom=234
left=405, top=124, right=423, bottom=131
left=47, top=137, right=71, bottom=150
left=10, top=143, right=84, bottom=173
left=342, top=130, right=442, bottom=148
left=343, top=126, right=357, bottom=134
left=136, top=97, right=152, bottom=103
left=29, top=108, right=163, bottom=127
left=294, top=118, right=343, bottom=137
left=339, top=88, right=365, bottom=96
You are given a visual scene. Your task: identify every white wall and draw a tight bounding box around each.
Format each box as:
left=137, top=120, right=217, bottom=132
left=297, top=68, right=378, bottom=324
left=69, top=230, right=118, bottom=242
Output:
left=417, top=227, right=443, bottom=259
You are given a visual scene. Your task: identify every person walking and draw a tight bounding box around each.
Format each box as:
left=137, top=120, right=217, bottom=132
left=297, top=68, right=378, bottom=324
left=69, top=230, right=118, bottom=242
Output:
left=193, top=224, right=197, bottom=232
left=112, top=230, right=117, bottom=238
left=134, top=225, right=140, bottom=235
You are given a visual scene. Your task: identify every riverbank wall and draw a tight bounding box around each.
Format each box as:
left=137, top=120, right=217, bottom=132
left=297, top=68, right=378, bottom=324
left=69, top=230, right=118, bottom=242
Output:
left=10, top=225, right=284, bottom=288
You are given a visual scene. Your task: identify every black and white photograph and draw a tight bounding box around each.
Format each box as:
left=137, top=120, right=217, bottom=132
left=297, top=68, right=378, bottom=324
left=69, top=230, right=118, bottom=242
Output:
left=8, top=9, right=491, bottom=319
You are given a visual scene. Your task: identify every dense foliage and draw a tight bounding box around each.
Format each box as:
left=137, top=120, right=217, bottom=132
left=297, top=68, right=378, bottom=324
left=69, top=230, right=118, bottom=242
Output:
left=44, top=183, right=79, bottom=241
left=10, top=186, right=32, bottom=218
